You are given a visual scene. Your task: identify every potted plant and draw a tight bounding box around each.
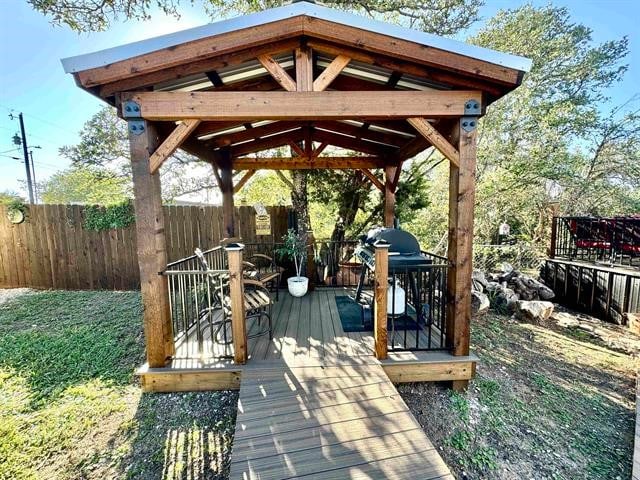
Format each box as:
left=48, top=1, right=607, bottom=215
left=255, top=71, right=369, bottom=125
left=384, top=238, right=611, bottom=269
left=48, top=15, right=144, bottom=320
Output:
left=277, top=229, right=308, bottom=297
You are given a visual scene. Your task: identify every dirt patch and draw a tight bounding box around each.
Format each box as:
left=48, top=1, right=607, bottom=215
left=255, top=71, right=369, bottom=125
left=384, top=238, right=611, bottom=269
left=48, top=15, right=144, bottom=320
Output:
left=399, top=310, right=637, bottom=480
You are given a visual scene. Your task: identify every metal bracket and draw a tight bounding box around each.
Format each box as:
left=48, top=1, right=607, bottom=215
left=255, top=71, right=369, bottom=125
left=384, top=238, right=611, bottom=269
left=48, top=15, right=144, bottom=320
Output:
left=460, top=116, right=478, bottom=133
left=122, top=100, right=142, bottom=118
left=463, top=99, right=481, bottom=116
left=128, top=120, right=145, bottom=135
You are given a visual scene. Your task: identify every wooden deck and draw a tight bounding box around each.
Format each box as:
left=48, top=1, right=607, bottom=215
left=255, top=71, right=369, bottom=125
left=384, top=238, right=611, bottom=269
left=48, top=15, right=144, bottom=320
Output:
left=229, top=362, right=454, bottom=480
left=138, top=287, right=477, bottom=392
left=174, top=288, right=445, bottom=363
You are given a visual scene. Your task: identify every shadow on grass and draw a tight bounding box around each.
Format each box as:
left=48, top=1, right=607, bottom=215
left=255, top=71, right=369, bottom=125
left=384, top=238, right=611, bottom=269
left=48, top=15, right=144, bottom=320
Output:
left=114, top=390, right=238, bottom=480
left=0, top=290, right=145, bottom=407
left=402, top=312, right=635, bottom=480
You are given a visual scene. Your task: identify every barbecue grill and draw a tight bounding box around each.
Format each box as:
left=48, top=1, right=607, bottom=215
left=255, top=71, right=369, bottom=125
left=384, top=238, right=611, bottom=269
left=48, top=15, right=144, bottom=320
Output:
left=354, top=227, right=432, bottom=305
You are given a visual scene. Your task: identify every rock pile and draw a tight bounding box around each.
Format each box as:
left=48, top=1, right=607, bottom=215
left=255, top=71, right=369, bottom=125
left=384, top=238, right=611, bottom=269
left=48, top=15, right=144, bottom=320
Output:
left=471, top=263, right=556, bottom=321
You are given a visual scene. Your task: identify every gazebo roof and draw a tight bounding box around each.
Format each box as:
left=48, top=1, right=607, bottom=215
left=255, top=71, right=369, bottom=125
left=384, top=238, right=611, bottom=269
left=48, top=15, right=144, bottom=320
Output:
left=61, top=1, right=531, bottom=165
left=62, top=1, right=531, bottom=75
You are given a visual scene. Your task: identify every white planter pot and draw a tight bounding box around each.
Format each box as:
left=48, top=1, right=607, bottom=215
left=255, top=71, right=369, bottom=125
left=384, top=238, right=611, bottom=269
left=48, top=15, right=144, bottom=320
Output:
left=287, top=276, right=309, bottom=297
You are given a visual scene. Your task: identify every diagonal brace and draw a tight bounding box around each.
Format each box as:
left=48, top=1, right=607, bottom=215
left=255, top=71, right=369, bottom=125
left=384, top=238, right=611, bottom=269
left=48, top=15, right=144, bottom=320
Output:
left=407, top=117, right=459, bottom=168
left=149, top=119, right=201, bottom=174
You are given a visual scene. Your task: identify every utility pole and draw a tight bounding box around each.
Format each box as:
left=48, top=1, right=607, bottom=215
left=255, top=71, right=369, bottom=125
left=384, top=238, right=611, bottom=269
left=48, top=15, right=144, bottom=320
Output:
left=10, top=112, right=35, bottom=204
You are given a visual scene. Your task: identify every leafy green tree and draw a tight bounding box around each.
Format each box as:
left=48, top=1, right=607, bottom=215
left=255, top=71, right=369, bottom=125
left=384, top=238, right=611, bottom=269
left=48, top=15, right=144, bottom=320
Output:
left=40, top=166, right=130, bottom=205
left=29, top=0, right=482, bottom=35
left=0, top=191, right=23, bottom=205
left=60, top=106, right=218, bottom=202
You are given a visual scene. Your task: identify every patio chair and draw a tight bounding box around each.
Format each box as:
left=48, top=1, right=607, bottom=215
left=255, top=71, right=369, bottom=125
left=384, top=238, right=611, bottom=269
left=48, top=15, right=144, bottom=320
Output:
left=243, top=253, right=283, bottom=301
left=194, top=248, right=272, bottom=348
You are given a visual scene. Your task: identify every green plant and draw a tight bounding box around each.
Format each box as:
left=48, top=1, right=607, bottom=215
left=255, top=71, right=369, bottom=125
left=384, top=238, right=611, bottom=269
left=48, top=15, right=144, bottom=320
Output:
left=276, top=229, right=307, bottom=277
left=83, top=200, right=135, bottom=231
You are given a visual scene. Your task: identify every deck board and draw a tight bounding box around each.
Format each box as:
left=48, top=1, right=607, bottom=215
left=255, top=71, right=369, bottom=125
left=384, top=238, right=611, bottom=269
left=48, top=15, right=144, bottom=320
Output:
left=229, top=363, right=454, bottom=480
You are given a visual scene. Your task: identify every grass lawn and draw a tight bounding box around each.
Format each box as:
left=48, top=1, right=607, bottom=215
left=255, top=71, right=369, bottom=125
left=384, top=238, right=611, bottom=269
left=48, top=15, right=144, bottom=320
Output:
left=399, top=312, right=637, bottom=480
left=0, top=290, right=237, bottom=480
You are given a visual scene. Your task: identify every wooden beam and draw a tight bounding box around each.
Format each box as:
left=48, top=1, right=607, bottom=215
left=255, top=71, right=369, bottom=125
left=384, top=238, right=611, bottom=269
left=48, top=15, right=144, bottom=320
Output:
left=313, top=54, right=351, bottom=91
left=312, top=129, right=396, bottom=156
left=122, top=91, right=483, bottom=121
left=303, top=20, right=521, bottom=86
left=295, top=45, right=314, bottom=92
left=257, top=54, right=297, bottom=92
left=98, top=39, right=302, bottom=97
left=149, top=119, right=201, bottom=174
left=233, top=170, right=256, bottom=193
left=209, top=121, right=302, bottom=147
left=128, top=121, right=173, bottom=368
left=230, top=129, right=305, bottom=157
left=219, top=150, right=235, bottom=239
left=384, top=165, right=397, bottom=227
left=392, top=136, right=431, bottom=163
left=446, top=119, right=477, bottom=391
left=407, top=117, right=460, bottom=167
left=226, top=244, right=247, bottom=364
left=360, top=169, right=384, bottom=192
left=307, top=40, right=507, bottom=97
left=314, top=120, right=410, bottom=147
left=233, top=156, right=385, bottom=170
left=374, top=242, right=389, bottom=360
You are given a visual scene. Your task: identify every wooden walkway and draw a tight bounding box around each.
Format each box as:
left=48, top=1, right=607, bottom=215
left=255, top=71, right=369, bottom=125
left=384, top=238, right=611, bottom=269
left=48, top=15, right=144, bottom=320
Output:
left=229, top=361, right=454, bottom=480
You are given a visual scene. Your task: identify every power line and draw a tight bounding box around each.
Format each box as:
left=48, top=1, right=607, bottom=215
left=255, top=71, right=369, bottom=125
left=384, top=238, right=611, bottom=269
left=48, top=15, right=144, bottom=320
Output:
left=0, top=104, right=78, bottom=136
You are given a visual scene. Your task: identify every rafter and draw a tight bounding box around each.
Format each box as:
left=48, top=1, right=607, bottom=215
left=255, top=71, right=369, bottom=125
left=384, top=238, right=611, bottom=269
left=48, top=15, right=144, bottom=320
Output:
left=233, top=156, right=385, bottom=170
left=209, top=121, right=302, bottom=147
left=229, top=129, right=305, bottom=157
left=312, top=129, right=396, bottom=156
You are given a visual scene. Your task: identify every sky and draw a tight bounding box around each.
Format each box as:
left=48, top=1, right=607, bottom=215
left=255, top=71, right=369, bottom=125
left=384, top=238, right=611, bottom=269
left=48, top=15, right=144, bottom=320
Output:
left=0, top=0, right=638, bottom=199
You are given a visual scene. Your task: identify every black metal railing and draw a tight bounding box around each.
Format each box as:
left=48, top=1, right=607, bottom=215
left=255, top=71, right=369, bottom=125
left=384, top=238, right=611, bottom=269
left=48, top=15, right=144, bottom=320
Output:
left=552, top=216, right=640, bottom=267
left=163, top=247, right=232, bottom=359
left=386, top=251, right=449, bottom=352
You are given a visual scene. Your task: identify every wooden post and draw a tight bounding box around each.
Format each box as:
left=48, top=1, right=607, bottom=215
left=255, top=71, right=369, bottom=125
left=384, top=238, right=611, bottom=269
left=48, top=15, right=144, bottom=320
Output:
left=374, top=240, right=390, bottom=360
left=226, top=243, right=247, bottom=364
left=219, top=149, right=235, bottom=239
left=446, top=118, right=477, bottom=391
left=384, top=165, right=396, bottom=228
left=128, top=119, right=174, bottom=368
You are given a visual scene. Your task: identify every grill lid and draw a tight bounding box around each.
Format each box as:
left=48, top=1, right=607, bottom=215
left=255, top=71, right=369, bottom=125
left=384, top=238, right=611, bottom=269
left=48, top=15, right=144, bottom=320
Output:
left=361, top=227, right=421, bottom=255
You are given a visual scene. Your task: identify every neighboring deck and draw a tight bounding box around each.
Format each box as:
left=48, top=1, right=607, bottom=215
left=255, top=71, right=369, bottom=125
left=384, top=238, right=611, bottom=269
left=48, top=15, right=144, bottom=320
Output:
left=230, top=362, right=454, bottom=480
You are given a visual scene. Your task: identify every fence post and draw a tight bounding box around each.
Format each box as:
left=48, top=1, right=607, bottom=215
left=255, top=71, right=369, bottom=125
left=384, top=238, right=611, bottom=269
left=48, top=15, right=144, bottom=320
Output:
left=226, top=243, right=247, bottom=364
left=374, top=240, right=390, bottom=360
left=306, top=230, right=316, bottom=292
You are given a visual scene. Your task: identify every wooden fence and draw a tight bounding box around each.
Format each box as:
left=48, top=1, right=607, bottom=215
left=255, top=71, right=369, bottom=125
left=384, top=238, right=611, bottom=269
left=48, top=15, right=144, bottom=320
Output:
left=0, top=204, right=290, bottom=290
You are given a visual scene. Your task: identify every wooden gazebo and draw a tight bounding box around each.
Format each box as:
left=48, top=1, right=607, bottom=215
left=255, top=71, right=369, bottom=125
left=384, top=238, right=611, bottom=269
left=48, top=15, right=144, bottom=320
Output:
left=62, top=1, right=531, bottom=391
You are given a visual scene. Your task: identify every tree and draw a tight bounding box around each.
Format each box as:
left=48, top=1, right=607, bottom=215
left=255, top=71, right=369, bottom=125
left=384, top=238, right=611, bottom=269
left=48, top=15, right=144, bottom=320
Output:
left=468, top=5, right=634, bottom=245
left=40, top=166, right=130, bottom=204
left=30, top=0, right=482, bottom=35
left=60, top=106, right=218, bottom=202
left=0, top=191, right=23, bottom=205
